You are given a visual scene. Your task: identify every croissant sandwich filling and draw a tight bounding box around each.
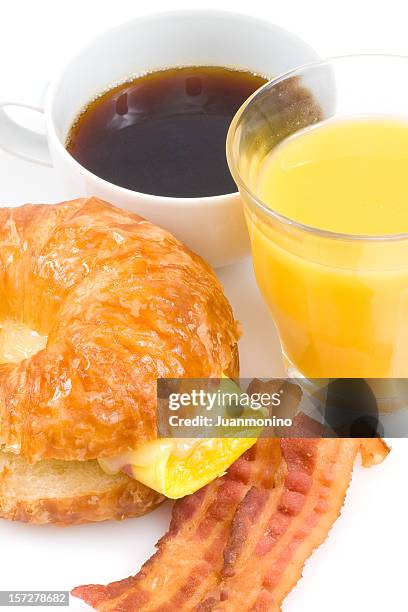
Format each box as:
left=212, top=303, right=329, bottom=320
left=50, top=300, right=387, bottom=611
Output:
left=98, top=437, right=256, bottom=499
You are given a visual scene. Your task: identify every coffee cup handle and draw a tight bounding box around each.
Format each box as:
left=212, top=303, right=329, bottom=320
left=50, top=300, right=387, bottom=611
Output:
left=0, top=100, right=52, bottom=167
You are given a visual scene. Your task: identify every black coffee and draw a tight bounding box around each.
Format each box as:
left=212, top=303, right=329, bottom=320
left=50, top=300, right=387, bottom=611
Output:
left=66, top=66, right=267, bottom=198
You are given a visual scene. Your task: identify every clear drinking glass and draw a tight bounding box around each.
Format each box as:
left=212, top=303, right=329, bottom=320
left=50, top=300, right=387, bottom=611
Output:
left=227, top=55, right=408, bottom=379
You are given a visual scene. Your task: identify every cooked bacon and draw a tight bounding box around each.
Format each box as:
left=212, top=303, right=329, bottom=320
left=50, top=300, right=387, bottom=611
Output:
left=72, top=436, right=388, bottom=612
left=197, top=438, right=389, bottom=611
left=72, top=439, right=282, bottom=611
left=360, top=437, right=390, bottom=467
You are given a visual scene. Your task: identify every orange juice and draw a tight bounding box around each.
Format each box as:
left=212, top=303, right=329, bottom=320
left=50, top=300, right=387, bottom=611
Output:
left=246, top=117, right=408, bottom=377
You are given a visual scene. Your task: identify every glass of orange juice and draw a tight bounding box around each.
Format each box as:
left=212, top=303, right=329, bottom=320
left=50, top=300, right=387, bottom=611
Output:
left=227, top=55, right=408, bottom=379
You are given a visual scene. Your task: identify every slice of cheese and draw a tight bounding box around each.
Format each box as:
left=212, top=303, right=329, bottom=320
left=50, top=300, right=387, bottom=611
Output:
left=98, top=376, right=263, bottom=499
left=98, top=437, right=256, bottom=499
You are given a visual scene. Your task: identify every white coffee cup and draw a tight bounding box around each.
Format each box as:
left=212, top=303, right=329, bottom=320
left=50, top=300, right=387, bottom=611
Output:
left=0, top=10, right=318, bottom=267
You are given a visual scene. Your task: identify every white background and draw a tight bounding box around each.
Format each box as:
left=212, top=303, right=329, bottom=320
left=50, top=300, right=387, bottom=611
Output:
left=0, top=1, right=407, bottom=611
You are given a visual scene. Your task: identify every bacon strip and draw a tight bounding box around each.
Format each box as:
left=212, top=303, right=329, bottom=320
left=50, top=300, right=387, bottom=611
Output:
left=72, top=440, right=282, bottom=611
left=197, top=438, right=389, bottom=611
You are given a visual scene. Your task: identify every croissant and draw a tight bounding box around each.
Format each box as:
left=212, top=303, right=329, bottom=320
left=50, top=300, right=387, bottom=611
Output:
left=0, top=197, right=240, bottom=524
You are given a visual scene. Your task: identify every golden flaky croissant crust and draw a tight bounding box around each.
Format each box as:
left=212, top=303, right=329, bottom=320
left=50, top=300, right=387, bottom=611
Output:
left=0, top=198, right=240, bottom=463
